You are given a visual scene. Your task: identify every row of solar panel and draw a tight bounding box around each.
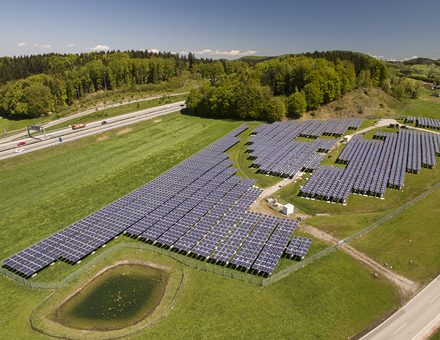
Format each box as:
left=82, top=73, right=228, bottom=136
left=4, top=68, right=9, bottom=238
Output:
left=302, top=129, right=439, bottom=203
left=2, top=125, right=250, bottom=276
left=3, top=123, right=313, bottom=278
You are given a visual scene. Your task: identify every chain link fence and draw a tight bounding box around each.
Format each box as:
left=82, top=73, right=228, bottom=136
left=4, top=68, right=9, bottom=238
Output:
left=262, top=180, right=440, bottom=286
left=1, top=242, right=263, bottom=289
left=2, top=181, right=440, bottom=289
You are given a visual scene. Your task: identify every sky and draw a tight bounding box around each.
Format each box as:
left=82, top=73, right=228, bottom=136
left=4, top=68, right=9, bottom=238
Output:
left=1, top=0, right=439, bottom=61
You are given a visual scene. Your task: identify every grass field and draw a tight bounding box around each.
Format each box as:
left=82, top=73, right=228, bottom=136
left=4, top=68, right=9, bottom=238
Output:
left=0, top=248, right=399, bottom=340
left=0, top=113, right=402, bottom=339
left=351, top=185, right=440, bottom=282
left=411, top=64, right=440, bottom=78
left=398, top=100, right=440, bottom=120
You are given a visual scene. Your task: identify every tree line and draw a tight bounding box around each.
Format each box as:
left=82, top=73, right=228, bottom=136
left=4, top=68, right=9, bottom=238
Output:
left=0, top=50, right=223, bottom=118
left=186, top=53, right=389, bottom=121
left=0, top=49, right=423, bottom=120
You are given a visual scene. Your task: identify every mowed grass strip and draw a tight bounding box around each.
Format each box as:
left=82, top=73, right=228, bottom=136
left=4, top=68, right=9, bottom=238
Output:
left=0, top=114, right=243, bottom=260
left=351, top=186, right=440, bottom=282
left=307, top=210, right=390, bottom=240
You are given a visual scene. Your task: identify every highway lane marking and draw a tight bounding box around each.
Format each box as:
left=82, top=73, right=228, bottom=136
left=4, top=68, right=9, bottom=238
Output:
left=393, top=323, right=406, bottom=335
left=412, top=312, right=440, bottom=340
left=430, top=294, right=439, bottom=304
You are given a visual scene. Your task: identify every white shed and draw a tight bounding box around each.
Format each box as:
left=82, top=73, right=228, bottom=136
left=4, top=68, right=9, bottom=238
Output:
left=343, top=135, right=352, bottom=143
left=282, top=203, right=294, bottom=215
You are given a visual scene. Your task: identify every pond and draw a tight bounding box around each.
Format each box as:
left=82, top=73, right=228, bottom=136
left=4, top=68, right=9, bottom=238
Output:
left=55, top=264, right=168, bottom=331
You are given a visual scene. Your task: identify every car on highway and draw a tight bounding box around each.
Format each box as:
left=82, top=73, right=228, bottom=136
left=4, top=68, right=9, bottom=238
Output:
left=101, top=121, right=107, bottom=125
left=14, top=149, right=24, bottom=153
left=166, top=105, right=170, bottom=108
left=46, top=135, right=53, bottom=139
left=17, top=141, right=26, bottom=146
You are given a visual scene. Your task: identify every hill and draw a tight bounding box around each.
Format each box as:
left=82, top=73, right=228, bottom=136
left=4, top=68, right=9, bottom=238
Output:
left=303, top=87, right=401, bottom=121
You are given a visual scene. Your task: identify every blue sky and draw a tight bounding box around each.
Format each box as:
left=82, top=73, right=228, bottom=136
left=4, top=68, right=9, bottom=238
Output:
left=1, top=0, right=439, bottom=61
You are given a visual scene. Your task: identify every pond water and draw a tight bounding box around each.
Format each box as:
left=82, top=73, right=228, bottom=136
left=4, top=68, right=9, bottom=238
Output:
left=55, top=264, right=168, bottom=331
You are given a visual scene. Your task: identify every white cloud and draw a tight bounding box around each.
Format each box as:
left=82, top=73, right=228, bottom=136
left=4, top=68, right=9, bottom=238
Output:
left=150, top=48, right=160, bottom=53
left=67, top=43, right=76, bottom=47
left=191, top=49, right=257, bottom=56
left=17, top=42, right=27, bottom=47
left=87, top=45, right=110, bottom=51
left=35, top=44, right=51, bottom=49
left=403, top=55, right=418, bottom=61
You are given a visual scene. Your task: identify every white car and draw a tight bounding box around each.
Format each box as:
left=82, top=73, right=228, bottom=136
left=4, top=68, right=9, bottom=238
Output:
left=166, top=105, right=170, bottom=108
left=46, top=135, right=53, bottom=139
left=14, top=148, right=24, bottom=154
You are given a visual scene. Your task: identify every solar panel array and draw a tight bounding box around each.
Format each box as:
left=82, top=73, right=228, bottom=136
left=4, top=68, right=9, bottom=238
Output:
left=417, top=117, right=440, bottom=129
left=298, top=118, right=363, bottom=138
left=230, top=215, right=281, bottom=269
left=3, top=124, right=250, bottom=276
left=285, top=236, right=312, bottom=258
left=252, top=219, right=298, bottom=275
left=405, top=116, right=416, bottom=124
left=300, top=129, right=439, bottom=203
left=247, top=120, right=361, bottom=178
left=405, top=116, right=440, bottom=130
left=3, top=123, right=312, bottom=278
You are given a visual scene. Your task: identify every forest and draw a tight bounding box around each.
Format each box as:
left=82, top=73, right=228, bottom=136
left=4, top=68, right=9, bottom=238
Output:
left=0, top=50, right=424, bottom=120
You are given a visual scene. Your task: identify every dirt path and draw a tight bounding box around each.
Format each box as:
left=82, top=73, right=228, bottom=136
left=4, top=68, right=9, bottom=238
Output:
left=299, top=223, right=419, bottom=296
left=251, top=179, right=420, bottom=297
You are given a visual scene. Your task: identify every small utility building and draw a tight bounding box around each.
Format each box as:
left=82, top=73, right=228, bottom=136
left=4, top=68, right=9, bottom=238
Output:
left=283, top=203, right=294, bottom=215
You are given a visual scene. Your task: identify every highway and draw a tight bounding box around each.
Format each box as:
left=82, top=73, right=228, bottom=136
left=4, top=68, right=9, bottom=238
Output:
left=361, top=275, right=440, bottom=340
left=0, top=101, right=185, bottom=161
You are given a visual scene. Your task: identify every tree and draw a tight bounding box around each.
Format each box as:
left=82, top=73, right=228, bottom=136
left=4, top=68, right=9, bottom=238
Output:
left=304, top=81, right=323, bottom=110
left=370, top=58, right=388, bottom=87
left=287, top=91, right=307, bottom=117
left=185, top=88, right=199, bottom=112
left=25, top=84, right=54, bottom=117
left=263, top=97, right=286, bottom=121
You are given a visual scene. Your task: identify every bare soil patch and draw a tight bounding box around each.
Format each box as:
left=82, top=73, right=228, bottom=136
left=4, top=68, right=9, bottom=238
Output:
left=422, top=97, right=440, bottom=103
left=116, top=127, right=133, bottom=136
left=96, top=135, right=109, bottom=142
